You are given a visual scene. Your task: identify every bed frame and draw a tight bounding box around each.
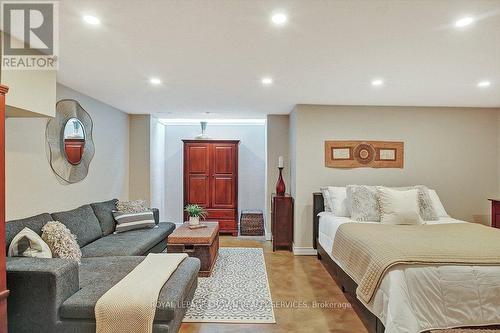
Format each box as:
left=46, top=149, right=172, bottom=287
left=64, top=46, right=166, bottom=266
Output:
left=313, top=192, right=385, bottom=333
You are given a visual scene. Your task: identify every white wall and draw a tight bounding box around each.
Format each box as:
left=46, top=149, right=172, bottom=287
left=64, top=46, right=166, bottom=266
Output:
left=266, top=115, right=290, bottom=238
left=6, top=84, right=129, bottom=220
left=164, top=123, right=266, bottom=225
left=150, top=117, right=168, bottom=221
left=290, top=105, right=500, bottom=249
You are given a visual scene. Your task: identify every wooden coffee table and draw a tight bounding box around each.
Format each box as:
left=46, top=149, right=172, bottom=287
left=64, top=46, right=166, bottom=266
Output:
left=167, top=222, right=219, bottom=277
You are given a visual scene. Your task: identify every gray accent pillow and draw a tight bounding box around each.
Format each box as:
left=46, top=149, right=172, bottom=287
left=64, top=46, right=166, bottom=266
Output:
left=346, top=185, right=380, bottom=221
left=116, top=200, right=148, bottom=214
left=91, top=199, right=118, bottom=236
left=51, top=205, right=102, bottom=247
left=395, top=186, right=438, bottom=221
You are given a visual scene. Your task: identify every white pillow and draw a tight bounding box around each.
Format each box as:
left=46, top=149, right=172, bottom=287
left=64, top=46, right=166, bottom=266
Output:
left=377, top=187, right=424, bottom=225
left=8, top=227, right=52, bottom=258
left=321, top=186, right=349, bottom=217
left=429, top=189, right=449, bottom=217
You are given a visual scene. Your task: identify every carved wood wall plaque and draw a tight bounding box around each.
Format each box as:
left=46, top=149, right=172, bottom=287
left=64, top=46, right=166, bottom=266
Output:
left=325, top=140, right=404, bottom=168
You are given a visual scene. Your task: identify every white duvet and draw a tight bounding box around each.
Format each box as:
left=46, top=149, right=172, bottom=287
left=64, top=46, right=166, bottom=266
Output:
left=318, top=212, right=500, bottom=333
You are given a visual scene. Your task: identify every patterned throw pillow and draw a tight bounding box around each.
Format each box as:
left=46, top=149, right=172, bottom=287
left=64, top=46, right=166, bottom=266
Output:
left=116, top=200, right=148, bottom=214
left=112, top=210, right=156, bottom=233
left=42, top=221, right=82, bottom=263
left=8, top=227, right=52, bottom=258
left=346, top=185, right=380, bottom=221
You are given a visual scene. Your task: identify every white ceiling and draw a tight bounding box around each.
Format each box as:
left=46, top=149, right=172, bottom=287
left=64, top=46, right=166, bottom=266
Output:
left=58, top=0, right=500, bottom=117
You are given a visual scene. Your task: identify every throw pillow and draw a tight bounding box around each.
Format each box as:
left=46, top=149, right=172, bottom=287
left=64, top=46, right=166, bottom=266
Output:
left=8, top=227, right=52, bottom=258
left=116, top=200, right=148, bottom=214
left=112, top=210, right=156, bottom=233
left=377, top=187, right=424, bottom=225
left=42, top=221, right=82, bottom=263
left=346, top=185, right=380, bottom=221
left=395, top=186, right=438, bottom=221
left=320, top=187, right=332, bottom=212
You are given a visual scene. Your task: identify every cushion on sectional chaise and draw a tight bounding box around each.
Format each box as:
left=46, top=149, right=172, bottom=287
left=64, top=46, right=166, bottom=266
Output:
left=59, top=256, right=200, bottom=322
left=80, top=222, right=175, bottom=257
left=51, top=205, right=103, bottom=247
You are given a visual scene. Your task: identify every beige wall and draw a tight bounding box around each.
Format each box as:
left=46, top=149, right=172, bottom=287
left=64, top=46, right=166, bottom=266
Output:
left=266, top=115, right=290, bottom=237
left=6, top=84, right=130, bottom=220
left=290, top=105, right=500, bottom=249
left=129, top=115, right=151, bottom=204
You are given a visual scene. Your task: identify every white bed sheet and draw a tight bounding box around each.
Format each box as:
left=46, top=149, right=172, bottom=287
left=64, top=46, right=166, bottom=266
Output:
left=318, top=212, right=500, bottom=333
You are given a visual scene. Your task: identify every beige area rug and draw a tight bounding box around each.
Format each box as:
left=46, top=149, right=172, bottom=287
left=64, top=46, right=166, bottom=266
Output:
left=182, top=247, right=276, bottom=323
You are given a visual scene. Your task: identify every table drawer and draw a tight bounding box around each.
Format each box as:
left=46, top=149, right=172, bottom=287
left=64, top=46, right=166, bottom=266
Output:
left=218, top=220, right=237, bottom=230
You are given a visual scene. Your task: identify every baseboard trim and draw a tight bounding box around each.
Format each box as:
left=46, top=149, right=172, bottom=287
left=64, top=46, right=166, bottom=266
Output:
left=265, top=231, right=272, bottom=241
left=292, top=244, right=317, bottom=256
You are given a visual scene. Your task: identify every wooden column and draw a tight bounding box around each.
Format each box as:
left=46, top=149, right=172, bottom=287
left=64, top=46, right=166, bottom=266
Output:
left=0, top=85, right=9, bottom=332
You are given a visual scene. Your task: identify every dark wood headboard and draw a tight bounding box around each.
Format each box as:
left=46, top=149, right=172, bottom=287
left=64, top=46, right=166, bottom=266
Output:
left=313, top=192, right=325, bottom=250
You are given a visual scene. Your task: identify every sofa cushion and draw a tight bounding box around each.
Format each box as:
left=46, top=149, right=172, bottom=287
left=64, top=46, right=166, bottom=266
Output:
left=51, top=205, right=103, bottom=247
left=90, top=199, right=118, bottom=236
left=59, top=256, right=200, bottom=322
left=80, top=222, right=175, bottom=257
left=6, top=213, right=53, bottom=249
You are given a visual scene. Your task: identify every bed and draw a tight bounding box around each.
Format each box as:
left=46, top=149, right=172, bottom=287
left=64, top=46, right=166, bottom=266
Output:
left=312, top=192, right=500, bottom=333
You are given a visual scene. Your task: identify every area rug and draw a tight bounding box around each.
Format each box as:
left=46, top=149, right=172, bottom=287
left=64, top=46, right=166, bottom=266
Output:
left=182, top=247, right=276, bottom=323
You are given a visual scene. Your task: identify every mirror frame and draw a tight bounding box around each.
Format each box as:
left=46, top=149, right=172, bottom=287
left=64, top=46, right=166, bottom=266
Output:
left=46, top=99, right=95, bottom=183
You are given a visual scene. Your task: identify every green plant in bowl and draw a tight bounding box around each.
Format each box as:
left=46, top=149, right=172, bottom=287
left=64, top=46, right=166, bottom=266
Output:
left=184, top=204, right=208, bottom=225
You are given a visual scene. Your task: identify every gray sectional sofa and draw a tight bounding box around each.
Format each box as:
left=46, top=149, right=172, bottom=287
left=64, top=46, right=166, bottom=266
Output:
left=5, top=199, right=200, bottom=333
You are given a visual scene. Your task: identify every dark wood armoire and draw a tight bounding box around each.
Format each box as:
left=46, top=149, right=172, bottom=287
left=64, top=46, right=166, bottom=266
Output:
left=183, top=140, right=239, bottom=236
left=0, top=85, right=9, bottom=332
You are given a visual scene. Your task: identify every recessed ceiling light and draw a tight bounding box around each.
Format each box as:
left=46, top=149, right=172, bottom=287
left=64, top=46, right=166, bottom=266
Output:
left=149, top=77, right=162, bottom=85
left=261, top=77, right=273, bottom=86
left=455, top=16, right=474, bottom=28
left=83, top=15, right=100, bottom=25
left=371, top=79, right=384, bottom=87
left=271, top=13, right=287, bottom=26
left=478, top=80, right=491, bottom=88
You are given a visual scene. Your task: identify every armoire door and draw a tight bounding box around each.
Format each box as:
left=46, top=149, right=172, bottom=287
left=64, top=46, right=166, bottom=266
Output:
left=184, top=143, right=210, bottom=207
left=211, top=143, right=237, bottom=209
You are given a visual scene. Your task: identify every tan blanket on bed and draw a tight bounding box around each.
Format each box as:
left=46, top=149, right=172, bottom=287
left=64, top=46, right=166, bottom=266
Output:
left=95, top=253, right=188, bottom=333
left=332, top=223, right=500, bottom=304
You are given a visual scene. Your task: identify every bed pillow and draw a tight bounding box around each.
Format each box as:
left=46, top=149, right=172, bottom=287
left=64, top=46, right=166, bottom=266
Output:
left=42, top=221, right=82, bottom=263
left=8, top=227, right=52, bottom=258
left=346, top=185, right=380, bottom=222
left=327, top=187, right=349, bottom=217
left=395, top=186, right=438, bottom=221
left=377, top=187, right=423, bottom=225
left=429, top=189, right=449, bottom=217
left=112, top=210, right=156, bottom=233
left=320, top=187, right=332, bottom=212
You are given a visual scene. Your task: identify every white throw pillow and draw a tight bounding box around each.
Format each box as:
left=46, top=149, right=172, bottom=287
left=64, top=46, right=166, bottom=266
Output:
left=8, top=227, right=52, bottom=258
left=377, top=187, right=424, bottom=225
left=429, top=189, right=449, bottom=217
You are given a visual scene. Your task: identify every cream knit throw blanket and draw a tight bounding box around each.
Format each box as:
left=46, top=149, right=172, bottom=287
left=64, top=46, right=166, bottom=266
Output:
left=332, top=223, right=500, bottom=304
left=95, top=253, right=188, bottom=333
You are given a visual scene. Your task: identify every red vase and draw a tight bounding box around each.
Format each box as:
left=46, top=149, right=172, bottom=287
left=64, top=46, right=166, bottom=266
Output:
left=276, top=167, right=286, bottom=196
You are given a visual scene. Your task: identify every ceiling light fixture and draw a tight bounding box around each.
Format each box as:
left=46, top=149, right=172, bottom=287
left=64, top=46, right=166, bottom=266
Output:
left=371, top=79, right=384, bottom=87
left=83, top=15, right=100, bottom=25
left=455, top=16, right=474, bottom=28
left=271, top=12, right=287, bottom=26
left=149, top=77, right=162, bottom=85
left=477, top=80, right=491, bottom=88
left=261, top=77, right=273, bottom=86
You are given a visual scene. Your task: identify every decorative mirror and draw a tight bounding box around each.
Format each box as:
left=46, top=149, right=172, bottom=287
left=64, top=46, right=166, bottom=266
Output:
left=46, top=99, right=95, bottom=183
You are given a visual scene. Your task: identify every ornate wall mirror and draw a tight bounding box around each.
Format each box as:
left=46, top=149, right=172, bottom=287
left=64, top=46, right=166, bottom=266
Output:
left=46, top=99, right=95, bottom=183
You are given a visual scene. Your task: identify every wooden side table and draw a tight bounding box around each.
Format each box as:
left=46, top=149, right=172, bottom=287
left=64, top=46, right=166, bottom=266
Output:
left=167, top=222, right=219, bottom=277
left=271, top=194, right=294, bottom=251
left=488, top=199, right=500, bottom=228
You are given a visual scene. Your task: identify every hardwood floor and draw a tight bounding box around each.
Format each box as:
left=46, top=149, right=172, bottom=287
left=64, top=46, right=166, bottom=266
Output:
left=179, top=236, right=368, bottom=333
